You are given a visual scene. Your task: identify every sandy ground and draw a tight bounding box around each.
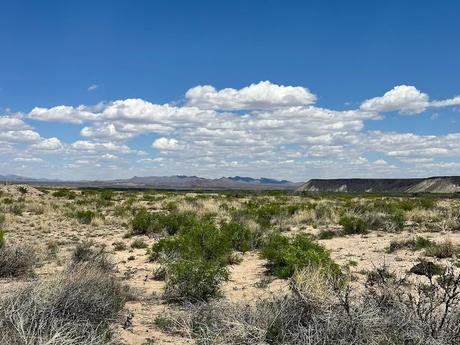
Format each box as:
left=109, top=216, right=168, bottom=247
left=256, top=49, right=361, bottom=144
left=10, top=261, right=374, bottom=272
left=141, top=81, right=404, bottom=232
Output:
left=1, top=185, right=460, bottom=344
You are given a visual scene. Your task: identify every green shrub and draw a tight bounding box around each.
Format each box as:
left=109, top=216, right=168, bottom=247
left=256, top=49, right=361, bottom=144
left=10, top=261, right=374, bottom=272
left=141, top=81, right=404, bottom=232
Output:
left=318, top=230, right=337, bottom=240
left=52, top=188, right=77, bottom=199
left=164, top=259, right=229, bottom=302
left=386, top=236, right=435, bottom=253
left=150, top=219, right=232, bottom=264
left=221, top=222, right=253, bottom=252
left=74, top=210, right=96, bottom=224
left=149, top=217, right=234, bottom=302
left=158, top=212, right=198, bottom=235
left=131, top=208, right=155, bottom=235
left=18, top=186, right=28, bottom=195
left=260, top=233, right=341, bottom=279
left=339, top=215, right=368, bottom=235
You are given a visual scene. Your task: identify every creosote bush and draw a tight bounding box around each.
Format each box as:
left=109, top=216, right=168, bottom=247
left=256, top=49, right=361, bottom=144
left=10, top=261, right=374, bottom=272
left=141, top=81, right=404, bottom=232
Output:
left=131, top=208, right=198, bottom=236
left=150, top=216, right=236, bottom=302
left=164, top=259, right=229, bottom=302
left=261, top=232, right=341, bottom=279
left=74, top=209, right=96, bottom=224
left=339, top=215, right=368, bottom=235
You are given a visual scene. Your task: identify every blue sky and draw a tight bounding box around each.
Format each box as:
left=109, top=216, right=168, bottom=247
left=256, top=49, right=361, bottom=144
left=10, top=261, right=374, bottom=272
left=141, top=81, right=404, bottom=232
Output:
left=1, top=0, right=459, bottom=181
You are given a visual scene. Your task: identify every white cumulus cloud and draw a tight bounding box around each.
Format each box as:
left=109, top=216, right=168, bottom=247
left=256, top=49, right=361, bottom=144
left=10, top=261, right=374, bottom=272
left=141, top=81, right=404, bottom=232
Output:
left=360, top=85, right=429, bottom=114
left=152, top=137, right=184, bottom=151
left=185, top=81, right=317, bottom=110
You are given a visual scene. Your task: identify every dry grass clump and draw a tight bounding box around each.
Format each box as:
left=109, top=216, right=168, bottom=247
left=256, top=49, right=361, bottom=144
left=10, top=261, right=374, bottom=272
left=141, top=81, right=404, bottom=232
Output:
left=0, top=262, right=125, bottom=345
left=0, top=242, right=36, bottom=278
left=157, top=266, right=460, bottom=345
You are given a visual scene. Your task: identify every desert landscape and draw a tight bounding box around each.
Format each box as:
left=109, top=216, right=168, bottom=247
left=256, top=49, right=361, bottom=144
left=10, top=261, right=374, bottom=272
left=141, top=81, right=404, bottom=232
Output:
left=2, top=1, right=460, bottom=344
left=1, top=183, right=460, bottom=344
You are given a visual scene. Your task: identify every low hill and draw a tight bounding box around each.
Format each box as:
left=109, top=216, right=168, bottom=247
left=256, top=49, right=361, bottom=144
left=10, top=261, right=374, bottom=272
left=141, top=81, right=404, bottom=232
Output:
left=296, top=176, right=460, bottom=193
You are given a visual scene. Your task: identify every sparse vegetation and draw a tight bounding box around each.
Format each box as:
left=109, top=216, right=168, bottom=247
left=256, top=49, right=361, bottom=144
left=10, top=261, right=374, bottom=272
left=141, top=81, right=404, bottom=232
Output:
left=158, top=265, right=460, bottom=345
left=3, top=184, right=460, bottom=344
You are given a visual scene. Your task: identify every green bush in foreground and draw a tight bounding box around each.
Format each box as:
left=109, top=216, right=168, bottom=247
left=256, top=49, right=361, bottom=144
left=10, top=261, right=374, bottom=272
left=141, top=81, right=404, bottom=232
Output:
left=164, top=259, right=229, bottom=302
left=261, top=233, right=341, bottom=279
left=150, top=217, right=234, bottom=302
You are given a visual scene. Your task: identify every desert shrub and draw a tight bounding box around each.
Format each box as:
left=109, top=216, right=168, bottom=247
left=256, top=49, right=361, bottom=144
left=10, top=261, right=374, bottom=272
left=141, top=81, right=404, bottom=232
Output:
left=74, top=210, right=96, bottom=224
left=112, top=241, right=127, bottom=251
left=157, top=212, right=198, bottom=235
left=237, top=200, right=302, bottom=228
left=131, top=208, right=157, bottom=235
left=131, top=238, right=148, bottom=249
left=150, top=217, right=232, bottom=302
left=152, top=266, right=167, bottom=281
left=98, top=189, right=114, bottom=201
left=8, top=202, right=24, bottom=216
left=131, top=209, right=197, bottom=235
left=339, top=215, right=368, bottom=235
left=425, top=239, right=458, bottom=259
left=72, top=241, right=112, bottom=271
left=0, top=263, right=125, bottom=344
left=260, top=232, right=341, bottom=279
left=163, top=258, right=229, bottom=302
left=387, top=236, right=434, bottom=253
left=17, top=186, right=28, bottom=195
left=0, top=242, right=36, bottom=277
left=318, top=229, right=337, bottom=239
left=220, top=222, right=253, bottom=252
left=52, top=188, right=77, bottom=199
left=150, top=219, right=232, bottom=264
left=160, top=266, right=460, bottom=345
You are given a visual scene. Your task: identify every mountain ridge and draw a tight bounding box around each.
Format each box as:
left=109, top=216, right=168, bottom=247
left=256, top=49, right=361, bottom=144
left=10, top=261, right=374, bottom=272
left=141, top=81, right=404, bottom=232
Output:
left=0, top=174, right=301, bottom=190
left=296, top=176, right=460, bottom=193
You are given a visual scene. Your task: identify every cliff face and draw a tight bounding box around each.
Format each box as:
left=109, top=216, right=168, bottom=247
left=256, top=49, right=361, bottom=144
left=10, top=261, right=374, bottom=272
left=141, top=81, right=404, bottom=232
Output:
left=297, top=177, right=460, bottom=193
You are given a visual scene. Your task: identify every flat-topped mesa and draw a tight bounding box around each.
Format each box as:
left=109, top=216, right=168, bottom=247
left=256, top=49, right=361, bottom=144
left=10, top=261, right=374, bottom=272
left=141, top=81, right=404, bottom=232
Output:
left=296, top=176, right=460, bottom=193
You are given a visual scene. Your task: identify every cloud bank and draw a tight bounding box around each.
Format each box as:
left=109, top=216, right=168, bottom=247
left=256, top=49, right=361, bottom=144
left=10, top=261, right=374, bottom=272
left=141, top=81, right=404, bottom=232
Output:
left=1, top=81, right=459, bottom=180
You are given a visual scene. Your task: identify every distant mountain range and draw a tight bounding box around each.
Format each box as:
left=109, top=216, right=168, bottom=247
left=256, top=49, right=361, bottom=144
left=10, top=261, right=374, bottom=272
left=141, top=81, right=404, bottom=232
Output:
left=296, top=176, right=460, bottom=193
left=0, top=174, right=301, bottom=191
left=2, top=174, right=460, bottom=193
